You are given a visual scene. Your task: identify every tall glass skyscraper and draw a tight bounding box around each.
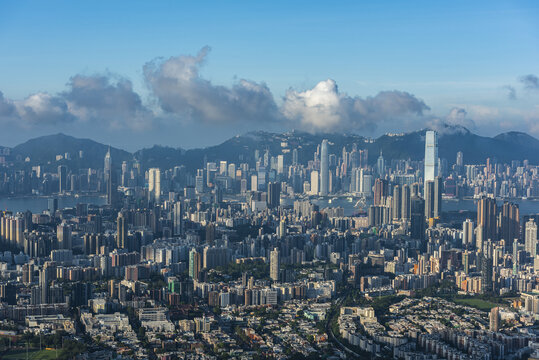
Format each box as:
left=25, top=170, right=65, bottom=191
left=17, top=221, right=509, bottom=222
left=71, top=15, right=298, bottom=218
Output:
left=104, top=147, right=113, bottom=206
left=424, top=130, right=438, bottom=188
left=320, top=139, right=329, bottom=196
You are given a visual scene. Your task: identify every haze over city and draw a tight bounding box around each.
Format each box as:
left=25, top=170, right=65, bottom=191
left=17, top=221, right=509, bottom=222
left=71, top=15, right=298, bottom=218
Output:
left=0, top=2, right=539, bottom=360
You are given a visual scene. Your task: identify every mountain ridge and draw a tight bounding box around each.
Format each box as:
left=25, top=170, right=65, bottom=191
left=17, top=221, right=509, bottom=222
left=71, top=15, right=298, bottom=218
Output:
left=3, top=127, right=538, bottom=171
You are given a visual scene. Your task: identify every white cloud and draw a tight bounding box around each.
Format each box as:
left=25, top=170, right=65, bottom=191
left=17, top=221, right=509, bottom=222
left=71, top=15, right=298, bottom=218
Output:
left=282, top=79, right=429, bottom=133
left=62, top=74, right=153, bottom=129
left=144, top=46, right=279, bottom=124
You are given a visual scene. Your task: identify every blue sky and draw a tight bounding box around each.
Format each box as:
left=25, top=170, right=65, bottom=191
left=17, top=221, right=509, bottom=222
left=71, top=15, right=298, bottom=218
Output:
left=0, top=1, right=538, bottom=150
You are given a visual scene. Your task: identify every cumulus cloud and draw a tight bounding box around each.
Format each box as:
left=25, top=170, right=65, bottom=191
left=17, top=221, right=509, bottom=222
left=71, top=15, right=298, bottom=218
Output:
left=144, top=46, right=279, bottom=124
left=520, top=74, right=539, bottom=90
left=445, top=107, right=476, bottom=130
left=0, top=74, right=153, bottom=129
left=281, top=79, right=429, bottom=132
left=15, top=92, right=74, bottom=125
left=62, top=74, right=152, bottom=129
left=0, top=91, right=16, bottom=118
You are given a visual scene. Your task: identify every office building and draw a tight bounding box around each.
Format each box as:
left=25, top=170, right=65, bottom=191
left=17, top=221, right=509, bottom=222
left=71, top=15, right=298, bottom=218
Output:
left=410, top=196, right=425, bottom=242
left=424, top=180, right=434, bottom=219
left=267, top=182, right=281, bottom=209
left=320, top=139, right=329, bottom=196
left=310, top=171, right=319, bottom=195
left=58, top=165, right=67, bottom=194
left=401, top=184, right=411, bottom=221
left=104, top=147, right=114, bottom=206
left=424, top=130, right=438, bottom=186
left=148, top=168, right=161, bottom=204
left=392, top=185, right=401, bottom=221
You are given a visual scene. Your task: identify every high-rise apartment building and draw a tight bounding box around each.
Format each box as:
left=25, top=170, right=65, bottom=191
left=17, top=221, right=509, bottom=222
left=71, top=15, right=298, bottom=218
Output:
left=463, top=219, right=474, bottom=246
left=499, top=202, right=519, bottom=242
left=477, top=197, right=497, bottom=242
left=116, top=211, right=128, bottom=249
left=57, top=221, right=72, bottom=250
left=525, top=219, right=538, bottom=258
left=270, top=247, right=280, bottom=282
left=173, top=201, right=183, bottom=236
left=489, top=307, right=500, bottom=332
left=189, top=249, right=202, bottom=280
left=374, top=178, right=388, bottom=206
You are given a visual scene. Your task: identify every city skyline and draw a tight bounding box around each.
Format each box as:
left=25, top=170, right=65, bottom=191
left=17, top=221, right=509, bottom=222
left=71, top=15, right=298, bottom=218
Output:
left=0, top=1, right=538, bottom=150
left=0, top=2, right=539, bottom=360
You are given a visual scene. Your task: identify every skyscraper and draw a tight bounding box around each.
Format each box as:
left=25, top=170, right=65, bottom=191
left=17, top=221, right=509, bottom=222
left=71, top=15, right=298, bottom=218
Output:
left=320, top=139, right=329, bottom=196
left=377, top=151, right=385, bottom=176
left=270, top=247, right=280, bottom=282
left=57, top=221, right=72, bottom=250
left=462, top=219, right=474, bottom=246
left=410, top=196, right=425, bottom=242
left=189, top=249, right=202, bottom=280
left=456, top=151, right=464, bottom=167
left=424, top=130, right=438, bottom=187
left=310, top=170, right=319, bottom=195
left=481, top=255, right=493, bottom=294
left=116, top=212, right=128, bottom=249
left=424, top=180, right=434, bottom=219
left=489, top=307, right=500, bottom=332
left=104, top=147, right=112, bottom=202
left=525, top=219, right=538, bottom=258
left=477, top=197, right=497, bottom=242
left=173, top=201, right=184, bottom=237
left=267, top=182, right=281, bottom=209
left=499, top=202, right=520, bottom=242
left=39, top=267, right=49, bottom=304
left=392, top=185, right=402, bottom=221
left=148, top=168, right=161, bottom=204
left=433, top=176, right=442, bottom=218
left=374, top=178, right=388, bottom=206
left=58, top=165, right=67, bottom=194
left=401, top=184, right=411, bottom=221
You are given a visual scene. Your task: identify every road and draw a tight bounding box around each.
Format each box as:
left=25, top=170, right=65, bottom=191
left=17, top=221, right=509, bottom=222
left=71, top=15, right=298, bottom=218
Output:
left=325, top=296, right=365, bottom=359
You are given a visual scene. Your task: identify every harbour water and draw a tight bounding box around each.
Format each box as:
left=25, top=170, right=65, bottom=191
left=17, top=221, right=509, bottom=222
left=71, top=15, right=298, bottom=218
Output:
left=0, top=194, right=537, bottom=217
left=284, top=197, right=539, bottom=217
left=0, top=195, right=107, bottom=213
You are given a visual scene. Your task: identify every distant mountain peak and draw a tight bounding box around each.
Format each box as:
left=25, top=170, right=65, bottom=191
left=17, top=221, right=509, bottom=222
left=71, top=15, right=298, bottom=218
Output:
left=494, top=131, right=539, bottom=150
